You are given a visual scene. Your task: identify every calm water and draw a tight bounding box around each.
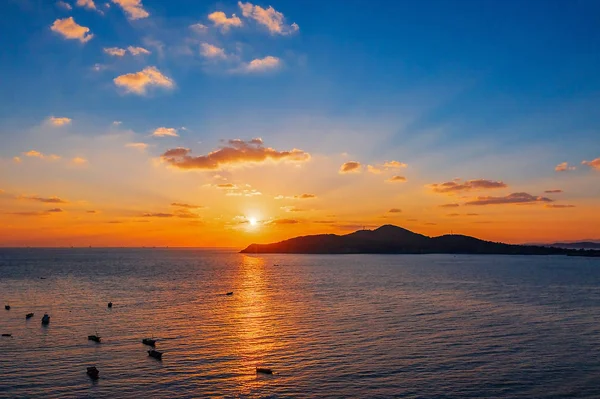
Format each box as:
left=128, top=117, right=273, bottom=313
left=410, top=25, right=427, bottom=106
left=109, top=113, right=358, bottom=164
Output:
left=1, top=250, right=599, bottom=398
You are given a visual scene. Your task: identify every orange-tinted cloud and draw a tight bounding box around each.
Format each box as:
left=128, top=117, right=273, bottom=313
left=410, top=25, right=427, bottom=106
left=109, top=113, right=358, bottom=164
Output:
left=208, top=11, right=242, bottom=31
left=72, top=157, right=87, bottom=165
left=56, top=1, right=72, bottom=10
left=19, top=195, right=68, bottom=204
left=582, top=158, right=600, bottom=170
left=162, top=139, right=310, bottom=170
left=200, top=43, right=227, bottom=59
left=439, top=203, right=459, bottom=208
left=545, top=204, right=575, bottom=208
left=339, top=161, right=361, bottom=174
left=544, top=189, right=563, bottom=194
left=465, top=192, right=552, bottom=206
left=270, top=218, right=299, bottom=225
left=142, top=212, right=173, bottom=218
left=275, top=193, right=316, bottom=200
left=48, top=116, right=72, bottom=126
left=367, top=160, right=406, bottom=174
left=125, top=142, right=148, bottom=150
left=50, top=17, right=94, bottom=43
left=280, top=206, right=306, bottom=212
left=127, top=46, right=150, bottom=55
left=555, top=162, right=576, bottom=172
left=104, top=47, right=126, bottom=56
left=238, top=2, right=299, bottom=35
left=76, top=0, right=96, bottom=9
left=386, top=175, right=407, bottom=183
left=23, top=150, right=61, bottom=160
left=388, top=208, right=402, bottom=213
left=383, top=161, right=407, bottom=168
left=240, top=56, right=281, bottom=73
left=152, top=127, right=178, bottom=137
left=430, top=179, right=507, bottom=193
left=171, top=203, right=204, bottom=209
left=112, top=0, right=149, bottom=20
left=10, top=208, right=64, bottom=216
left=114, top=67, right=174, bottom=95
left=13, top=156, right=22, bottom=163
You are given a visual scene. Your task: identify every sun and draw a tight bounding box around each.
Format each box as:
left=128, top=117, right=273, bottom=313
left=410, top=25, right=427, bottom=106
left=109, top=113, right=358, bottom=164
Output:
left=249, top=217, right=257, bottom=226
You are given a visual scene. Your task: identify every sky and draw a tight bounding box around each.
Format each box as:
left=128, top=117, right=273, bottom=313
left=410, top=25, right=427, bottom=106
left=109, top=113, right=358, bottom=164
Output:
left=1, top=0, right=599, bottom=247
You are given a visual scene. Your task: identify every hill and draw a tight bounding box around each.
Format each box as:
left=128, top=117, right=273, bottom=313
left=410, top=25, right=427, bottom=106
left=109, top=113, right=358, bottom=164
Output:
left=240, top=225, right=600, bottom=256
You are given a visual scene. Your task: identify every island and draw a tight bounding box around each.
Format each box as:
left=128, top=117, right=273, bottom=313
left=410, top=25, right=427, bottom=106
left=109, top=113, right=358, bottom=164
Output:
left=241, top=225, right=600, bottom=256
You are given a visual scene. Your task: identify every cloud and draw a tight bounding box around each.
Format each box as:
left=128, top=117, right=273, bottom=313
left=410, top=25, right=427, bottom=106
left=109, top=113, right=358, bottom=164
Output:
left=50, top=17, right=94, bottom=43
left=582, top=158, right=600, bottom=170
left=72, top=157, right=87, bottom=164
left=544, top=189, right=563, bottom=194
left=368, top=160, right=407, bottom=174
left=280, top=206, right=305, bottom=212
left=113, top=121, right=122, bottom=125
left=388, top=208, right=402, bottom=213
left=112, top=0, right=149, bottom=20
left=113, top=66, right=174, bottom=95
left=56, top=1, right=72, bottom=10
left=439, top=203, right=460, bottom=208
left=104, top=47, right=125, bottom=56
left=367, top=165, right=382, bottom=174
left=13, top=156, right=22, bottom=163
left=384, top=161, right=407, bottom=168
left=152, top=127, right=178, bottom=137
left=23, top=150, right=61, bottom=160
left=274, top=193, right=316, bottom=200
left=19, top=195, right=68, bottom=204
left=200, top=43, right=227, bottom=59
left=76, top=0, right=96, bottom=9
left=171, top=203, right=204, bottom=209
left=545, top=204, right=575, bottom=209
left=86, top=210, right=97, bottom=213
left=386, top=175, right=407, bottom=183
left=190, top=23, right=208, bottom=33
left=10, top=209, right=64, bottom=216
left=555, top=162, right=576, bottom=172
left=208, top=11, right=242, bottom=31
left=162, top=139, right=310, bottom=170
left=238, top=2, right=299, bottom=35
left=430, top=179, right=507, bottom=193
left=271, top=218, right=299, bottom=225
left=48, top=116, right=72, bottom=126
left=127, top=46, right=150, bottom=55
left=125, top=142, right=149, bottom=151
left=142, top=212, right=173, bottom=218
left=447, top=213, right=460, bottom=217
left=465, top=192, right=553, bottom=206
left=238, top=56, right=281, bottom=73
left=47, top=208, right=64, bottom=213
left=339, top=161, right=361, bottom=174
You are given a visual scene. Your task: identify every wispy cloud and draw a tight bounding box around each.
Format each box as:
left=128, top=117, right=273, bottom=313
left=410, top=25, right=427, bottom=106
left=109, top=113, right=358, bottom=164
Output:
left=125, top=142, right=148, bottom=150
left=171, top=203, right=204, bottom=209
left=544, top=189, right=563, bottom=194
left=113, top=67, right=174, bottom=95
left=367, top=160, right=407, bottom=174
left=269, top=218, right=299, bottom=225
left=339, top=161, right=361, bottom=174
left=439, top=203, right=460, bottom=208
left=152, top=127, right=178, bottom=137
left=555, top=162, right=576, bottom=172
left=48, top=116, right=72, bottom=126
left=22, top=150, right=61, bottom=160
left=208, top=11, right=242, bottom=32
left=104, top=47, right=126, bottom=56
left=238, top=2, right=299, bottom=35
left=465, top=192, right=552, bottom=206
left=388, top=208, right=402, bottom=213
left=13, top=156, right=22, bottom=163
left=582, top=158, right=600, bottom=170
left=430, top=179, right=507, bottom=194
left=127, top=46, right=150, bottom=55
left=72, top=157, right=87, bottom=165
left=50, top=17, right=94, bottom=43
left=111, top=0, right=149, bottom=20
left=275, top=193, right=316, bottom=200
left=280, top=206, right=306, bottom=212
left=200, top=43, right=227, bottom=59
left=162, top=138, right=310, bottom=170
left=18, top=195, right=68, bottom=204
left=56, top=1, right=72, bottom=10
left=545, top=204, right=575, bottom=208
left=189, top=23, right=208, bottom=33
left=10, top=208, right=64, bottom=217
left=386, top=175, right=407, bottom=183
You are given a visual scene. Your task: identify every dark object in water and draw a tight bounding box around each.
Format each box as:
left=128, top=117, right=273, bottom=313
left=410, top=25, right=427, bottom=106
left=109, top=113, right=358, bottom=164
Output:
left=87, top=366, right=99, bottom=379
left=142, top=338, right=156, bottom=347
left=226, top=292, right=233, bottom=296
left=1, top=334, right=11, bottom=337
left=256, top=367, right=273, bottom=375
left=26, top=313, right=34, bottom=319
left=148, top=349, right=163, bottom=360
left=41, top=313, right=50, bottom=325
left=107, top=302, right=113, bottom=308
left=40, top=277, right=46, bottom=280
left=88, top=335, right=101, bottom=343
left=4, top=305, right=10, bottom=310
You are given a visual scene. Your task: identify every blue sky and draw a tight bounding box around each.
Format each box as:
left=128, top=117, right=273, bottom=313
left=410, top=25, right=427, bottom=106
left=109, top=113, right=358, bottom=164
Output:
left=0, top=0, right=599, bottom=246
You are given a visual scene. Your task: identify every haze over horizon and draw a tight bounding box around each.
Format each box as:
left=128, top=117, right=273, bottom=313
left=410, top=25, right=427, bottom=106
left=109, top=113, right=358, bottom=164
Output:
left=1, top=0, right=599, bottom=247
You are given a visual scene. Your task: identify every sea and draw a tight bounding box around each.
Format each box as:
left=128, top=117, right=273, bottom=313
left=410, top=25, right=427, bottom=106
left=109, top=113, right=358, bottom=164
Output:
left=0, top=249, right=599, bottom=398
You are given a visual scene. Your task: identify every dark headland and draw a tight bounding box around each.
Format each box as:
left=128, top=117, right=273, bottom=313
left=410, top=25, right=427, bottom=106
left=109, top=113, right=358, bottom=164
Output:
left=241, top=225, right=600, bottom=256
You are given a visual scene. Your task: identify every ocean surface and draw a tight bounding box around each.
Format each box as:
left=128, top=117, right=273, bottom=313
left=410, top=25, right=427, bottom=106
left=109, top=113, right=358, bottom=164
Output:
left=1, top=249, right=599, bottom=398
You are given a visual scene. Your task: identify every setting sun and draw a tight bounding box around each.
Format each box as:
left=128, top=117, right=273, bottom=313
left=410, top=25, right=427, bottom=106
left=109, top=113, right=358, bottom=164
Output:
left=249, top=217, right=258, bottom=226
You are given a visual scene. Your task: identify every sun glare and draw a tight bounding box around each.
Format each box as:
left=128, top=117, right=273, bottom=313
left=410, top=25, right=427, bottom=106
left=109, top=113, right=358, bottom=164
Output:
left=249, top=217, right=257, bottom=226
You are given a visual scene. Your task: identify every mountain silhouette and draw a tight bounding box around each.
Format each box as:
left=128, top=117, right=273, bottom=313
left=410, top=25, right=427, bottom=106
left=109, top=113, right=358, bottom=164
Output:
left=240, top=225, right=600, bottom=256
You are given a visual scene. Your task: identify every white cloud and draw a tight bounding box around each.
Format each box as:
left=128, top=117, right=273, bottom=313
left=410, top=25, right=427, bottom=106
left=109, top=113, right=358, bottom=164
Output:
left=111, top=0, right=149, bottom=20
left=200, top=43, right=227, bottom=59
left=113, top=66, right=174, bottom=95
left=127, top=46, right=151, bottom=55
left=56, top=1, right=72, bottom=10
left=76, top=0, right=96, bottom=9
left=104, top=47, right=126, bottom=56
left=152, top=127, right=178, bottom=137
left=48, top=116, right=72, bottom=126
left=208, top=11, right=242, bottom=32
left=238, top=2, right=299, bottom=35
left=190, top=23, right=208, bottom=33
left=239, top=56, right=280, bottom=73
left=50, top=17, right=94, bottom=43
left=125, top=142, right=148, bottom=150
